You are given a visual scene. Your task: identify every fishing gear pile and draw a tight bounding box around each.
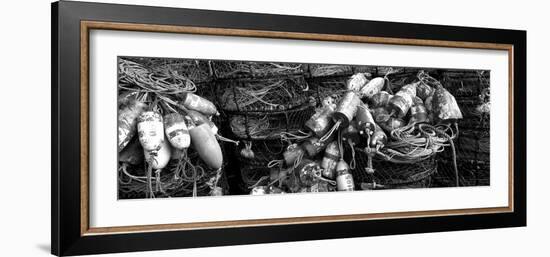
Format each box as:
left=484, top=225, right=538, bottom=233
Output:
left=212, top=61, right=316, bottom=191
left=117, top=58, right=231, bottom=198
left=248, top=69, right=464, bottom=194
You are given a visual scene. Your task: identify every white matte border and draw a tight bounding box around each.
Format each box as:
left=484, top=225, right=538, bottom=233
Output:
left=89, top=29, right=509, bottom=228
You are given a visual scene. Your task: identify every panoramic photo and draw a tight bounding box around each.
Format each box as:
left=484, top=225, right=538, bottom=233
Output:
left=117, top=57, right=490, bottom=199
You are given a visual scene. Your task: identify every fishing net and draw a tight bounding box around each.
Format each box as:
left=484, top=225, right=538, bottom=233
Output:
left=228, top=104, right=315, bottom=140
left=237, top=139, right=286, bottom=167
left=212, top=61, right=305, bottom=79
left=118, top=144, right=230, bottom=199
left=216, top=75, right=311, bottom=112
left=307, top=64, right=353, bottom=77
left=307, top=76, right=349, bottom=103
left=432, top=160, right=489, bottom=187
left=122, top=57, right=214, bottom=83
left=345, top=147, right=437, bottom=188
left=454, top=97, right=490, bottom=130
left=118, top=58, right=198, bottom=95
left=442, top=70, right=490, bottom=98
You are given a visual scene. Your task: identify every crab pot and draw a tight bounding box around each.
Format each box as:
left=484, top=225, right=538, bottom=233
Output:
left=217, top=76, right=310, bottom=112
left=212, top=60, right=305, bottom=79
left=344, top=146, right=437, bottom=189
left=118, top=144, right=230, bottom=199
left=308, top=64, right=353, bottom=78
left=228, top=104, right=315, bottom=140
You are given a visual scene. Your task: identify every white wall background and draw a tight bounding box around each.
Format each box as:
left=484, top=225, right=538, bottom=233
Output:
left=0, top=0, right=546, bottom=256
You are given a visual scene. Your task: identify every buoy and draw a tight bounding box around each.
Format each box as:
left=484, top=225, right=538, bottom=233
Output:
left=301, top=137, right=328, bottom=158
left=342, top=120, right=361, bottom=146
left=189, top=123, right=223, bottom=169
left=295, top=159, right=321, bottom=187
left=347, top=73, right=369, bottom=91
left=163, top=113, right=190, bottom=150
left=305, top=97, right=336, bottom=138
left=369, top=91, right=393, bottom=108
left=336, top=160, right=354, bottom=191
left=388, top=82, right=417, bottom=118
left=137, top=111, right=164, bottom=152
left=181, top=93, right=219, bottom=116
left=210, top=187, right=224, bottom=196
left=359, top=77, right=385, bottom=99
left=118, top=99, right=147, bottom=152
left=356, top=103, right=376, bottom=137
left=409, top=97, right=428, bottom=124
left=186, top=109, right=218, bottom=135
left=250, top=186, right=268, bottom=195
left=333, top=92, right=361, bottom=129
left=144, top=136, right=172, bottom=169
left=283, top=143, right=306, bottom=167
left=370, top=123, right=387, bottom=148
left=432, top=86, right=463, bottom=123
left=321, top=141, right=340, bottom=179
left=416, top=81, right=434, bottom=101
left=380, top=116, right=406, bottom=133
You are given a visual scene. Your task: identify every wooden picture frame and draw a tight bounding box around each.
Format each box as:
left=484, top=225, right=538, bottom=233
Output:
left=52, top=1, right=526, bottom=256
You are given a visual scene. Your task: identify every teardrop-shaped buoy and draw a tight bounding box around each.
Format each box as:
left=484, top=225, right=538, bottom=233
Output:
left=190, top=124, right=223, bottom=169
left=144, top=136, right=172, bottom=169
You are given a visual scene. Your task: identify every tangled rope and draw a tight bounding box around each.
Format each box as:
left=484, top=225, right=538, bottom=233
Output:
left=119, top=58, right=197, bottom=95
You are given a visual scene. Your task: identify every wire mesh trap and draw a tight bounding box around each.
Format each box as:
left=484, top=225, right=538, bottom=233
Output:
left=228, top=103, right=315, bottom=140
left=216, top=75, right=311, bottom=112
left=212, top=61, right=305, bottom=79
left=118, top=146, right=230, bottom=199
left=344, top=147, right=438, bottom=189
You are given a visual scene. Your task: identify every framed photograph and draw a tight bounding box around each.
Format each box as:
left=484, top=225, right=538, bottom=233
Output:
left=51, top=1, right=526, bottom=256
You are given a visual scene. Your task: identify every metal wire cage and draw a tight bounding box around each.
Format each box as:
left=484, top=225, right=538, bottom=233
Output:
left=212, top=61, right=305, bottom=79
left=228, top=103, right=315, bottom=140
left=118, top=143, right=230, bottom=199
left=344, top=146, right=438, bottom=189
left=216, top=75, right=311, bottom=112
left=121, top=57, right=214, bottom=83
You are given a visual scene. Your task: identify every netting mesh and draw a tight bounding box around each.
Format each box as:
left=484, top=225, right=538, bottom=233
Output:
left=121, top=57, right=213, bottom=83
left=215, top=76, right=310, bottom=112
left=228, top=104, right=315, bottom=140
left=307, top=64, right=353, bottom=77
left=118, top=144, right=230, bottom=199
left=307, top=76, right=350, bottom=102
left=212, top=61, right=305, bottom=79
left=442, top=70, right=490, bottom=98
left=344, top=147, right=438, bottom=188
left=237, top=139, right=286, bottom=167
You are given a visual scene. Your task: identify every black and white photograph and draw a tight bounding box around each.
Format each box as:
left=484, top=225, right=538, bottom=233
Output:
left=117, top=57, right=490, bottom=199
